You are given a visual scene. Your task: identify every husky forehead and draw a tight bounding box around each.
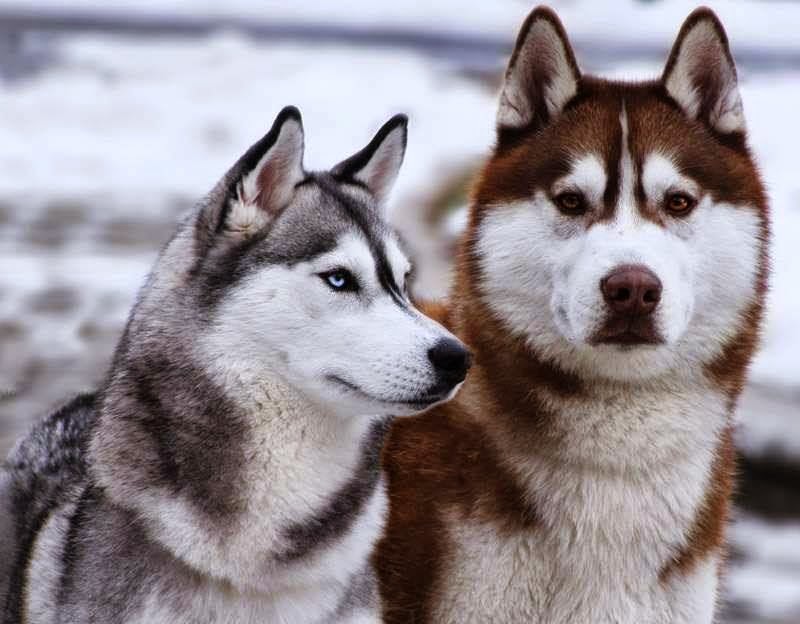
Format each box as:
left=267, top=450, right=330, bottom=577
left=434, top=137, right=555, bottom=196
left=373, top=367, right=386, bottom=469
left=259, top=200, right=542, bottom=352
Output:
left=476, top=81, right=765, bottom=219
left=272, top=174, right=396, bottom=259
left=193, top=173, right=405, bottom=308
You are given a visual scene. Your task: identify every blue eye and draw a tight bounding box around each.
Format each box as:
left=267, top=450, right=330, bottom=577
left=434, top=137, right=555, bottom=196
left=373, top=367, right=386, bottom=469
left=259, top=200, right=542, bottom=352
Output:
left=320, top=269, right=358, bottom=293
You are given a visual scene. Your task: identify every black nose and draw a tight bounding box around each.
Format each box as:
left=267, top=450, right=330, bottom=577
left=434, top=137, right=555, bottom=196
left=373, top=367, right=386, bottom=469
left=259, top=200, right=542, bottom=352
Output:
left=600, top=265, right=662, bottom=317
left=428, top=338, right=471, bottom=384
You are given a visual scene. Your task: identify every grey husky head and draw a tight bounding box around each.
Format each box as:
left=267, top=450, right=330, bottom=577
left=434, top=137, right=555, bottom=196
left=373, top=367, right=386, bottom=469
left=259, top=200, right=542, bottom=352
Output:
left=129, top=107, right=470, bottom=417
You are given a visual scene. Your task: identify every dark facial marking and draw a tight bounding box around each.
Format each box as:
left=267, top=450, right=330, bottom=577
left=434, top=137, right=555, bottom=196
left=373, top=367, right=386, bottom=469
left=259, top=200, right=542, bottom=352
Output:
left=192, top=186, right=340, bottom=310
left=375, top=250, right=408, bottom=310
left=313, top=175, right=411, bottom=312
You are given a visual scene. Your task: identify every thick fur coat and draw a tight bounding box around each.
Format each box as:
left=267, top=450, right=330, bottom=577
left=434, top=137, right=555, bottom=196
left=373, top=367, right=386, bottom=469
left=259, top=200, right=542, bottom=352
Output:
left=1, top=109, right=469, bottom=623
left=377, top=7, right=769, bottom=623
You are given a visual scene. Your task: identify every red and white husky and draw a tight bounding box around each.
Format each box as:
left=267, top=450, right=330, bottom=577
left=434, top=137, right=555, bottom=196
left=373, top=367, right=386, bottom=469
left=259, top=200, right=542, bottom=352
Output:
left=377, top=6, right=769, bottom=623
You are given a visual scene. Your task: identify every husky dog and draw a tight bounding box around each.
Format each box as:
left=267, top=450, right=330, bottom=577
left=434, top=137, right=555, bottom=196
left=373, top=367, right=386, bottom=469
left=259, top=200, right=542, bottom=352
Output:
left=1, top=107, right=471, bottom=624
left=378, top=7, right=768, bottom=624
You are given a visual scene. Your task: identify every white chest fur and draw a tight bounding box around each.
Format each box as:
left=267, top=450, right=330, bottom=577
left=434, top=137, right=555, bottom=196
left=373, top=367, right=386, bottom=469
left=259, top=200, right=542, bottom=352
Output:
left=436, top=381, right=727, bottom=624
left=128, top=518, right=386, bottom=624
left=94, top=365, right=387, bottom=620
left=436, top=516, right=718, bottom=624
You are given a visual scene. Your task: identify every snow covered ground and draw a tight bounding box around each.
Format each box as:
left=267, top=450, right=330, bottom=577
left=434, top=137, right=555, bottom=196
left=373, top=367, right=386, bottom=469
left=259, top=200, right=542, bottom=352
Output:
left=0, top=1, right=798, bottom=621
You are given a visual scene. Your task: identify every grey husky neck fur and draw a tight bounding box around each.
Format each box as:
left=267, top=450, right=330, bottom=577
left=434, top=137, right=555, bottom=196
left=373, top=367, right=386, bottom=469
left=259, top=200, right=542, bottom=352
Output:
left=2, top=107, right=468, bottom=624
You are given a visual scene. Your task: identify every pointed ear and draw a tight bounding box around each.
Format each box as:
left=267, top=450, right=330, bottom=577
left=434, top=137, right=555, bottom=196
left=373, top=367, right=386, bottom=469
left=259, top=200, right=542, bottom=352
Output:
left=206, top=106, right=304, bottom=241
left=331, top=114, right=408, bottom=207
left=497, top=7, right=580, bottom=132
left=662, top=8, right=745, bottom=134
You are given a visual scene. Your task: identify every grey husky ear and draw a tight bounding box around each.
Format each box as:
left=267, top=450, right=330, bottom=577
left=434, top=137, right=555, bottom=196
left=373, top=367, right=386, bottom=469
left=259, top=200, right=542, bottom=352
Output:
left=497, top=7, right=580, bottom=131
left=662, top=8, right=745, bottom=134
left=331, top=114, right=408, bottom=208
left=218, top=106, right=305, bottom=238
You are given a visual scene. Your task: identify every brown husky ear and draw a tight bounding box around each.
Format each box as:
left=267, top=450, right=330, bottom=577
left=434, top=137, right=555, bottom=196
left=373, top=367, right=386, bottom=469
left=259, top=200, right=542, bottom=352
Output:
left=662, top=8, right=745, bottom=134
left=497, top=6, right=580, bottom=131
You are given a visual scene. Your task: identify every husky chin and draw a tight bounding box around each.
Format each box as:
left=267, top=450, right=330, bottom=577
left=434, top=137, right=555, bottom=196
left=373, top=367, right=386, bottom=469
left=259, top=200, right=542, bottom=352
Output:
left=1, top=107, right=471, bottom=623
left=378, top=7, right=768, bottom=624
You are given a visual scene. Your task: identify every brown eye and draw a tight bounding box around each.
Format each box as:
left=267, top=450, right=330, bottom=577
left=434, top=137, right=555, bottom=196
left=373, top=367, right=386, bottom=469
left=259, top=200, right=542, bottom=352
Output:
left=555, top=192, right=586, bottom=216
left=665, top=193, right=696, bottom=216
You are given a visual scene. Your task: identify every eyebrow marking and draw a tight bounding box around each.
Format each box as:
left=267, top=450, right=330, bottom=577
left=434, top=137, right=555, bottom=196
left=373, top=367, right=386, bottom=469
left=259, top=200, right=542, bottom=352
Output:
left=554, top=154, right=607, bottom=206
left=642, top=153, right=699, bottom=198
left=314, top=175, right=411, bottom=312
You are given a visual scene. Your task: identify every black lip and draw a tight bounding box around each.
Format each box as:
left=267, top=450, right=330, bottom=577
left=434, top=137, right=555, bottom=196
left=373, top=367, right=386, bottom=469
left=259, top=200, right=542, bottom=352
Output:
left=591, top=315, right=664, bottom=347
left=325, top=375, right=447, bottom=408
left=595, top=331, right=663, bottom=346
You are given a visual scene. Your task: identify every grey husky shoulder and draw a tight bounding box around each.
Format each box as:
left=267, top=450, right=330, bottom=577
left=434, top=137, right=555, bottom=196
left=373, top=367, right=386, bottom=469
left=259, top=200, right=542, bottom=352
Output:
left=1, top=107, right=470, bottom=624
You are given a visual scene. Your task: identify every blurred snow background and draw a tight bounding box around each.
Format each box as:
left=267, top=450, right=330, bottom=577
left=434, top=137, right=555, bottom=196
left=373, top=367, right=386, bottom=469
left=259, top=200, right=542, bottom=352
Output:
left=0, top=1, right=798, bottom=621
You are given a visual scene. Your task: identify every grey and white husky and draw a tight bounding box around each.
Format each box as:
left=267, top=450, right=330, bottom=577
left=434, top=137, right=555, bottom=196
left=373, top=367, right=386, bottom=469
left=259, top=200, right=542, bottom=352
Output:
left=0, top=107, right=471, bottom=624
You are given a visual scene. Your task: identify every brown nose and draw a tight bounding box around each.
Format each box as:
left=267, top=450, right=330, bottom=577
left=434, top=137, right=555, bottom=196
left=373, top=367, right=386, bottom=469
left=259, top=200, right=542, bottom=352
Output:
left=600, top=265, right=662, bottom=316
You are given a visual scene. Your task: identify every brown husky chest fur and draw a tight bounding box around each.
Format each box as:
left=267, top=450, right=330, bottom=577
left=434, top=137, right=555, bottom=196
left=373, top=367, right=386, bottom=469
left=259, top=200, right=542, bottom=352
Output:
left=377, top=7, right=768, bottom=624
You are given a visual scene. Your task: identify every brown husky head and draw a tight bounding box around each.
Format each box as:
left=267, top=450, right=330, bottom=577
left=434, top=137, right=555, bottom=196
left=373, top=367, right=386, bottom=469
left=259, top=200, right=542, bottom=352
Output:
left=460, top=6, right=769, bottom=389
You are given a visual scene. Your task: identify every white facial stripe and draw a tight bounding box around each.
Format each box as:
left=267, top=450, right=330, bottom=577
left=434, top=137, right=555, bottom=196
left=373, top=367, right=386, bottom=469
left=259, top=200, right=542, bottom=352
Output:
left=618, top=106, right=637, bottom=225
left=384, top=236, right=411, bottom=291
left=553, top=154, right=606, bottom=206
left=642, top=153, right=700, bottom=202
